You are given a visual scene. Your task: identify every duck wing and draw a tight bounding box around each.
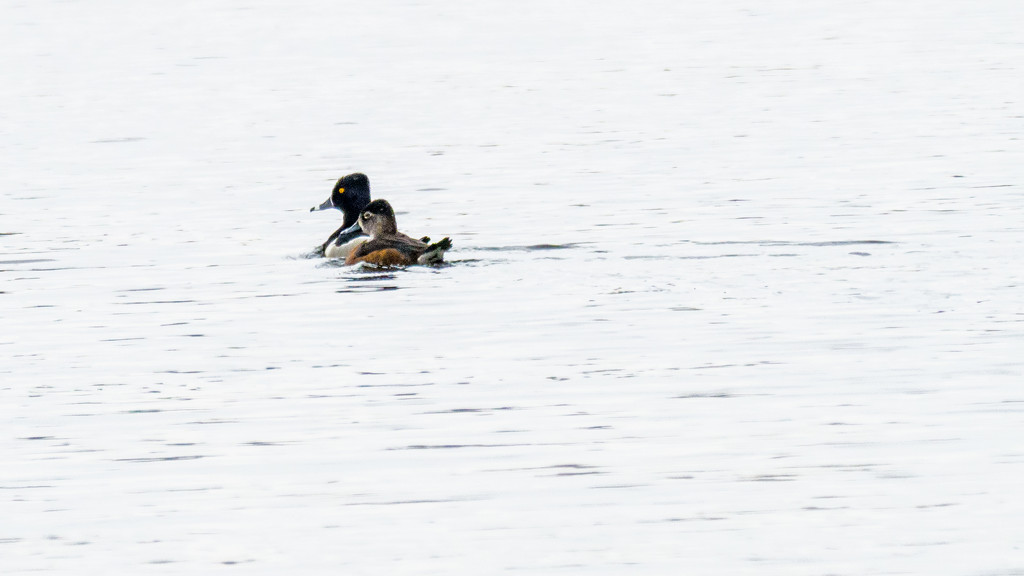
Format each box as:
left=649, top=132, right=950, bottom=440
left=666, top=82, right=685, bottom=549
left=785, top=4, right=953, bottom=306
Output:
left=347, top=233, right=426, bottom=266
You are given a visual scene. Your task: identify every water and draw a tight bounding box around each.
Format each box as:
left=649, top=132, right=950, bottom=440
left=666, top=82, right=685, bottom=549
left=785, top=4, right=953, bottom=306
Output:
left=3, top=1, right=1024, bottom=574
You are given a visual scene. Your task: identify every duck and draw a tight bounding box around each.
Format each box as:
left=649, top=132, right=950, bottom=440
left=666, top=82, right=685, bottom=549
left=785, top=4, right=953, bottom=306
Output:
left=344, top=199, right=452, bottom=266
left=310, top=173, right=372, bottom=258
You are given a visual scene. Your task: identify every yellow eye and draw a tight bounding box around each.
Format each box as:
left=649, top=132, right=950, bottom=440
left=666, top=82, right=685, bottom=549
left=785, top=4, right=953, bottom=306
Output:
left=338, top=187, right=345, bottom=194
left=362, top=211, right=372, bottom=220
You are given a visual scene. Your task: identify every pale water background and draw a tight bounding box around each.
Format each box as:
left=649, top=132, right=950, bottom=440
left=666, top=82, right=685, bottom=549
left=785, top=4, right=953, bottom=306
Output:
left=3, top=1, right=1024, bottom=574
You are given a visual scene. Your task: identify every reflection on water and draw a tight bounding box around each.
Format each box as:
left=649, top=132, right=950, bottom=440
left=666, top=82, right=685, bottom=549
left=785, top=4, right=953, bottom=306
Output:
left=690, top=239, right=895, bottom=247
left=337, top=284, right=400, bottom=293
left=470, top=243, right=584, bottom=251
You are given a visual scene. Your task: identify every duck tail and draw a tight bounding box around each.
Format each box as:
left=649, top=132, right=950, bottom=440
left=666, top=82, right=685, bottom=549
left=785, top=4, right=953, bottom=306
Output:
left=418, top=237, right=452, bottom=265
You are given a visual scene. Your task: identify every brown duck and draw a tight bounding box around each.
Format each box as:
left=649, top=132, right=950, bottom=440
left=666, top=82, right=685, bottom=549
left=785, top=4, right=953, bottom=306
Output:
left=343, top=199, right=452, bottom=266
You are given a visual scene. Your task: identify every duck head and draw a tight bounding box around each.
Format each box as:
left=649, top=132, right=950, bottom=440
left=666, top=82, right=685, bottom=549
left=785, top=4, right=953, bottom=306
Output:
left=310, top=172, right=372, bottom=230
left=357, top=199, right=399, bottom=237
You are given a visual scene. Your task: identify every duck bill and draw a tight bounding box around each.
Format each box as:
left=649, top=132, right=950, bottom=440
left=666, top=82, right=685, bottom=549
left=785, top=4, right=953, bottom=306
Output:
left=310, top=197, right=334, bottom=212
left=334, top=221, right=364, bottom=244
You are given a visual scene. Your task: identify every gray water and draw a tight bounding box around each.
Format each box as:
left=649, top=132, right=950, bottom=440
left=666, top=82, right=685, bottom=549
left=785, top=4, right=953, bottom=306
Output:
left=3, top=1, right=1024, bottom=574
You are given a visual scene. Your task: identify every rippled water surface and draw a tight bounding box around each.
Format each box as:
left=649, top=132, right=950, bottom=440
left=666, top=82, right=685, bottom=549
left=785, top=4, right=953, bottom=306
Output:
left=3, top=1, right=1024, bottom=574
